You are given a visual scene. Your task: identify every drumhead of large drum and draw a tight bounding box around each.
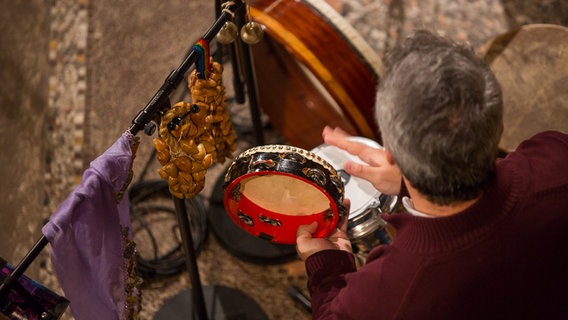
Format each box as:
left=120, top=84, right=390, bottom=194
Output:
left=311, top=137, right=398, bottom=241
left=311, top=137, right=383, bottom=219
left=479, top=24, right=568, bottom=151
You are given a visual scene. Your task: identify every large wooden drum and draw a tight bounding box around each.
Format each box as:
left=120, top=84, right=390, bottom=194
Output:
left=480, top=24, right=568, bottom=151
left=248, top=0, right=382, bottom=149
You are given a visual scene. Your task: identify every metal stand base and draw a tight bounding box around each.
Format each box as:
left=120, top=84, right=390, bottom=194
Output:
left=153, top=285, right=267, bottom=320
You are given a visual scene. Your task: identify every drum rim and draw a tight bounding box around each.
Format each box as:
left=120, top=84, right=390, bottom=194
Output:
left=223, top=171, right=342, bottom=244
left=311, top=136, right=384, bottom=218
left=249, top=0, right=380, bottom=139
left=235, top=144, right=339, bottom=175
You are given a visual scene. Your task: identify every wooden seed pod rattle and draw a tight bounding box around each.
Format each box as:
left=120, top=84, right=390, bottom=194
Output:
left=153, top=40, right=236, bottom=199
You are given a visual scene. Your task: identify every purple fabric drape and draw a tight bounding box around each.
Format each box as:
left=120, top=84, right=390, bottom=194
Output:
left=42, top=132, right=138, bottom=320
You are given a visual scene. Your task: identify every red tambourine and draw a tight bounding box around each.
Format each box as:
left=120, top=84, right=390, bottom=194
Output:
left=223, top=145, right=347, bottom=244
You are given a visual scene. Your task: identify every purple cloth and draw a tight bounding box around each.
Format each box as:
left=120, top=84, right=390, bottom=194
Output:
left=42, top=132, right=137, bottom=320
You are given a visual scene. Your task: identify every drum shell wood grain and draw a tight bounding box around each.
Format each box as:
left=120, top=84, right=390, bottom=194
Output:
left=248, top=0, right=381, bottom=149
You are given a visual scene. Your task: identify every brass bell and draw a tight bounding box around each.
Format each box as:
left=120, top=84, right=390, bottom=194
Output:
left=240, top=21, right=264, bottom=44
left=216, top=21, right=238, bottom=44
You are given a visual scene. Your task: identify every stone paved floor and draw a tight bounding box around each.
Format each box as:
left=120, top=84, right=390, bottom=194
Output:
left=2, top=0, right=565, bottom=319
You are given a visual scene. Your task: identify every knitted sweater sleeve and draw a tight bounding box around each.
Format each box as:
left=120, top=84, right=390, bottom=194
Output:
left=304, top=131, right=568, bottom=319
left=305, top=176, right=412, bottom=319
left=511, top=130, right=568, bottom=191
left=305, top=250, right=357, bottom=319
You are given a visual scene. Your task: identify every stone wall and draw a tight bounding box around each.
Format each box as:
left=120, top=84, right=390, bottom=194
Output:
left=0, top=0, right=51, bottom=278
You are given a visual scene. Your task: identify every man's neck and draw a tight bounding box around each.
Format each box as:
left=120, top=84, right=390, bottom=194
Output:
left=404, top=178, right=479, bottom=217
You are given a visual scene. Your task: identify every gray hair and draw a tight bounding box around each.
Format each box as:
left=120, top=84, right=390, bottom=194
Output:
left=375, top=30, right=503, bottom=205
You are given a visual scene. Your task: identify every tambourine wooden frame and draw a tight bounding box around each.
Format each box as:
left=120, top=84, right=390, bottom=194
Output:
left=224, top=145, right=347, bottom=244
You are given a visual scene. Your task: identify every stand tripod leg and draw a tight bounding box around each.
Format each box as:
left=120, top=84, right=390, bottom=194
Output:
left=0, top=236, right=49, bottom=301
left=154, top=197, right=267, bottom=320
left=235, top=5, right=265, bottom=146
left=173, top=197, right=207, bottom=320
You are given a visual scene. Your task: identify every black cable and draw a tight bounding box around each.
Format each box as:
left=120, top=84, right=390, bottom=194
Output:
left=131, top=204, right=178, bottom=263
left=128, top=180, right=208, bottom=280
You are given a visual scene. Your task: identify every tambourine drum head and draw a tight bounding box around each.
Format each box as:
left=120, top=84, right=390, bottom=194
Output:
left=223, top=145, right=345, bottom=244
left=237, top=175, right=331, bottom=215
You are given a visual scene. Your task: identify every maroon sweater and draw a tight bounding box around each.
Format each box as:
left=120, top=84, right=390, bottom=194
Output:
left=306, top=131, right=568, bottom=319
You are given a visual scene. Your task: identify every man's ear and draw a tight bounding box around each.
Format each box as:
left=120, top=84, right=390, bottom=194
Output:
left=385, top=149, right=396, bottom=165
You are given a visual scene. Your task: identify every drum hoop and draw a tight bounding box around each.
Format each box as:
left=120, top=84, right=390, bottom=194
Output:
left=349, top=193, right=382, bottom=215
left=224, top=189, right=341, bottom=244
left=311, top=142, right=382, bottom=214
left=347, top=207, right=385, bottom=240
left=236, top=144, right=339, bottom=176
left=302, top=0, right=382, bottom=76
left=311, top=136, right=384, bottom=217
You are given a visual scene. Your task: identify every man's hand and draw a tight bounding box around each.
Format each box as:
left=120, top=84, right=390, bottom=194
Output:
left=322, top=126, right=402, bottom=195
left=296, top=200, right=353, bottom=261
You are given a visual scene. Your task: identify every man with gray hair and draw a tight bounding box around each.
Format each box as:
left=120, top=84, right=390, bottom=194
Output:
left=296, top=29, right=568, bottom=319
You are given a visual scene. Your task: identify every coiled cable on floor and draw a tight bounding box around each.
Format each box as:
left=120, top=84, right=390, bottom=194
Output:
left=128, top=180, right=208, bottom=280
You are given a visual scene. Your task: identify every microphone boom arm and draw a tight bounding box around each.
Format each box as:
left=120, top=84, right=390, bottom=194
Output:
left=129, top=0, right=243, bottom=135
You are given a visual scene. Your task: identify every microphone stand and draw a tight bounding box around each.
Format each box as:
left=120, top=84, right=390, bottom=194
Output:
left=152, top=1, right=267, bottom=318
left=235, top=4, right=265, bottom=146
left=2, top=1, right=266, bottom=319
left=206, top=2, right=298, bottom=265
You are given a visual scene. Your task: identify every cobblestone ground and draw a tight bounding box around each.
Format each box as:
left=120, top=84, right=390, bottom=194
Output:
left=31, top=0, right=567, bottom=319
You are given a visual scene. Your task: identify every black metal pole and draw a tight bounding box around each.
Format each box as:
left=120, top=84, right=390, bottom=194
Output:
left=0, top=1, right=244, bottom=311
left=214, top=0, right=245, bottom=105
left=214, top=0, right=224, bottom=63
left=235, top=5, right=265, bottom=146
left=129, top=0, right=243, bottom=136
left=174, top=198, right=207, bottom=320
left=0, top=236, right=49, bottom=301
left=228, top=41, right=246, bottom=104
